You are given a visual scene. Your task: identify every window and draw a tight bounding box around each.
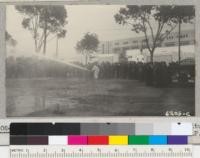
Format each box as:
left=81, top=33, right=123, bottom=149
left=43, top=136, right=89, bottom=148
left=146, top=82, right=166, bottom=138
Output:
left=122, top=47, right=129, bottom=50
left=131, top=46, right=138, bottom=49
left=181, top=41, right=190, bottom=45
left=165, top=42, right=175, bottom=47
left=113, top=48, right=121, bottom=53
left=142, top=44, right=147, bottom=48
left=183, top=34, right=189, bottom=38
left=156, top=43, right=161, bottom=47
left=123, top=41, right=129, bottom=45
left=177, top=34, right=188, bottom=38
left=102, top=44, right=104, bottom=54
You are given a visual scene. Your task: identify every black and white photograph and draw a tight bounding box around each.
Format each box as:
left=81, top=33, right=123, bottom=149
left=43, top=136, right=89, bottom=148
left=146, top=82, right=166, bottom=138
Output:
left=6, top=5, right=195, bottom=117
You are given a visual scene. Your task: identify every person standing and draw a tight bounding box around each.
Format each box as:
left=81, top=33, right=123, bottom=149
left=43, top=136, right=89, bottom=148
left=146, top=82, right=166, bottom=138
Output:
left=92, top=63, right=100, bottom=79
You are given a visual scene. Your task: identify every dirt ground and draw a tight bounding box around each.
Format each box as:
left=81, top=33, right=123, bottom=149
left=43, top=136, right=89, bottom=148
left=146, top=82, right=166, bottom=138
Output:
left=6, top=78, right=195, bottom=117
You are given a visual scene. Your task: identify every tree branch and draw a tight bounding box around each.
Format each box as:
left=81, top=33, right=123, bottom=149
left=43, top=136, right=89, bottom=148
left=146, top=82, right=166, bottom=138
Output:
left=146, top=16, right=155, bottom=42
left=142, top=19, right=152, bottom=53
left=152, top=21, right=163, bottom=49
left=159, top=23, right=177, bottom=42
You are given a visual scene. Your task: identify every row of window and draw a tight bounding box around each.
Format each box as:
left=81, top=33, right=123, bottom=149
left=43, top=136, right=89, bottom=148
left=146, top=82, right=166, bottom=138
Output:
left=112, top=40, right=191, bottom=52
left=114, top=33, right=190, bottom=46
left=167, top=33, right=189, bottom=40
left=113, top=46, right=139, bottom=52
left=115, top=40, right=138, bottom=46
left=165, top=41, right=190, bottom=47
left=104, top=40, right=192, bottom=54
left=116, top=39, right=160, bottom=46
left=113, top=38, right=190, bottom=49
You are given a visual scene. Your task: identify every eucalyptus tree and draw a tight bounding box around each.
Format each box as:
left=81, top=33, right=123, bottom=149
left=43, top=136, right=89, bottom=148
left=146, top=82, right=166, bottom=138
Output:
left=15, top=5, right=67, bottom=54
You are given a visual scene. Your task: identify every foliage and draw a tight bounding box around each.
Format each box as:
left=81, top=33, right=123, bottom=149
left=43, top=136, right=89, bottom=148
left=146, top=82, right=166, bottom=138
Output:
left=162, top=6, right=195, bottom=64
left=6, top=31, right=17, bottom=47
left=160, top=6, right=195, bottom=24
left=76, top=32, right=99, bottom=53
left=57, top=29, right=66, bottom=39
left=114, top=5, right=184, bottom=62
left=15, top=5, right=67, bottom=54
left=76, top=32, right=99, bottom=65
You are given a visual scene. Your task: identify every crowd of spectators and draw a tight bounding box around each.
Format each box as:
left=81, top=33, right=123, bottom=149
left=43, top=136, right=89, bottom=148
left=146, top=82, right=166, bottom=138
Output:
left=89, top=61, right=195, bottom=87
left=6, top=56, right=195, bottom=87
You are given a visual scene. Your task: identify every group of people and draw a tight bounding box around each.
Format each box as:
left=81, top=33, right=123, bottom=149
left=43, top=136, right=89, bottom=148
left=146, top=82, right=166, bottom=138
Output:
left=90, top=61, right=193, bottom=87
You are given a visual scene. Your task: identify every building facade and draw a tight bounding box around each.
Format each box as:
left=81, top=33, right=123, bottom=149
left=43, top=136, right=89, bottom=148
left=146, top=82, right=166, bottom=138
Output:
left=98, top=29, right=195, bottom=55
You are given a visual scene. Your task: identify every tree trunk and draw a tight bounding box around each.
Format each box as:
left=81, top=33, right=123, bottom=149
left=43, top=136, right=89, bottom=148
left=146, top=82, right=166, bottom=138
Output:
left=56, top=36, right=59, bottom=58
left=85, top=53, right=88, bottom=65
left=34, top=35, right=38, bottom=53
left=34, top=40, right=38, bottom=53
left=35, top=42, right=41, bottom=53
left=178, top=17, right=181, bottom=65
left=33, top=28, right=38, bottom=53
left=150, top=51, right=154, bottom=63
left=43, top=8, right=48, bottom=55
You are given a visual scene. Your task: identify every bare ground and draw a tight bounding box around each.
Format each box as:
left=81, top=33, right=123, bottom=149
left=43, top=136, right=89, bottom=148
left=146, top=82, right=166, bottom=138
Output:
left=6, top=78, right=195, bottom=117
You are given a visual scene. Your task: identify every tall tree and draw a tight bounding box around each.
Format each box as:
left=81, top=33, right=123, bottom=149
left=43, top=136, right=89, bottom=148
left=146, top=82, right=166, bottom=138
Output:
left=114, top=5, right=178, bottom=63
left=15, top=5, right=67, bottom=54
left=168, top=6, right=195, bottom=64
left=76, top=32, right=99, bottom=65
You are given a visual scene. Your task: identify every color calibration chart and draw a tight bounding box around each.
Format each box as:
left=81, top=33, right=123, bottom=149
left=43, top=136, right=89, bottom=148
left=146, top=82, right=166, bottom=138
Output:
left=9, top=123, right=197, bottom=158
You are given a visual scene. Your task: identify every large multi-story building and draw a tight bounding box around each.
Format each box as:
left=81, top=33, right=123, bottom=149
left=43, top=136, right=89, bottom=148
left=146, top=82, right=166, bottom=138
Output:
left=97, top=29, right=195, bottom=55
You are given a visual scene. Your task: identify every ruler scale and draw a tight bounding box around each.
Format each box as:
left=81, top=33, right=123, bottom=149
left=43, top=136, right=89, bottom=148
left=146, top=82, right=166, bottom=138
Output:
left=9, top=123, right=197, bottom=158
left=10, top=145, right=193, bottom=158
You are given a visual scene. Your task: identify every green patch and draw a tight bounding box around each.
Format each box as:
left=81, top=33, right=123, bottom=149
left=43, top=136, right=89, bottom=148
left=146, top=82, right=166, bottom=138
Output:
left=128, top=136, right=149, bottom=145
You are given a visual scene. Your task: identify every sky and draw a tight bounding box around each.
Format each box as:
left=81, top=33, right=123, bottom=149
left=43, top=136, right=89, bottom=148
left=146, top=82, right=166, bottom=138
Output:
left=6, top=5, right=195, bottom=62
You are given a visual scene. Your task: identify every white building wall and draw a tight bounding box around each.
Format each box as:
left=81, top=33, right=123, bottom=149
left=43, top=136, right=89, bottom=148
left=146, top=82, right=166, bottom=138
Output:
left=98, top=29, right=195, bottom=55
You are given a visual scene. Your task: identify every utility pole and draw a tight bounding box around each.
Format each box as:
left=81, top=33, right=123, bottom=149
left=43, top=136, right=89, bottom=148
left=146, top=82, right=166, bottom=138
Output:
left=178, top=17, right=181, bottom=65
